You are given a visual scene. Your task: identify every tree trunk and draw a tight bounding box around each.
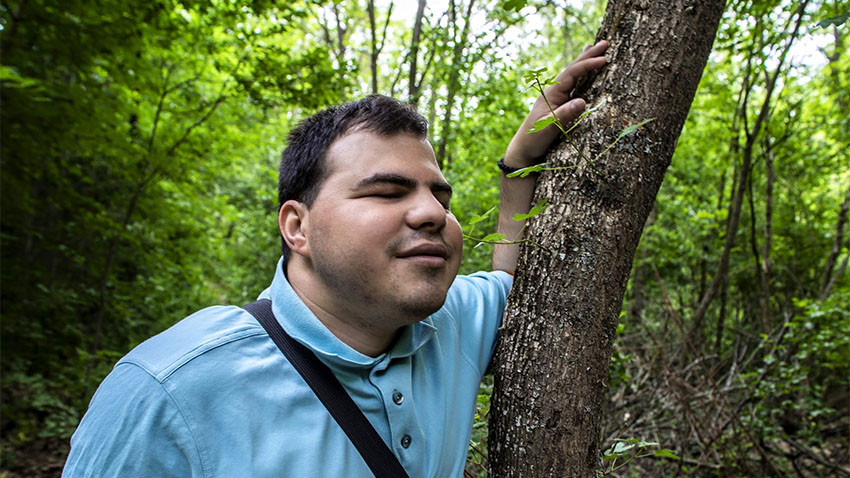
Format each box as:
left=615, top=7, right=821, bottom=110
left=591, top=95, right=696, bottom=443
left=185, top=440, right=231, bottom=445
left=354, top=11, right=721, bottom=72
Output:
left=367, top=0, right=393, bottom=95
left=488, top=1, right=724, bottom=476
left=435, top=0, right=474, bottom=169
left=407, top=0, right=427, bottom=104
left=367, top=0, right=379, bottom=94
left=820, top=184, right=850, bottom=301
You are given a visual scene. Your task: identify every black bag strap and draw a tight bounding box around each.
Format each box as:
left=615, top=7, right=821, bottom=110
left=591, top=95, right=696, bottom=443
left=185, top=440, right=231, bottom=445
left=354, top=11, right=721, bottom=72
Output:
left=243, top=299, right=409, bottom=478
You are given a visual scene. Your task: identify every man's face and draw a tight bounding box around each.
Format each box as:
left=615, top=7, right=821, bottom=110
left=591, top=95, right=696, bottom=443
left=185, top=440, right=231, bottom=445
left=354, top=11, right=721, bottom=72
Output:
left=301, top=130, right=463, bottom=327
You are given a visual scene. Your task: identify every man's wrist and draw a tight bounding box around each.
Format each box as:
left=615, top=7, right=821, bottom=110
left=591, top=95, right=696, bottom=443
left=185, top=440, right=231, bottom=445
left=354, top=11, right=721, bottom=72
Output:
left=498, top=155, right=545, bottom=175
left=497, top=157, right=524, bottom=175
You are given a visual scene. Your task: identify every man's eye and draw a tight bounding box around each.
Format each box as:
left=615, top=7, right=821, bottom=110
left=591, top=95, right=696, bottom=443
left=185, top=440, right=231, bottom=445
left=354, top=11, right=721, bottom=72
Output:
left=370, top=191, right=402, bottom=199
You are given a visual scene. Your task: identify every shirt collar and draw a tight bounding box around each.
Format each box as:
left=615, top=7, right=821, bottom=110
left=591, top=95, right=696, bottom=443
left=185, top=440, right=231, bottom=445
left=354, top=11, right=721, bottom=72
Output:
left=260, top=257, right=436, bottom=369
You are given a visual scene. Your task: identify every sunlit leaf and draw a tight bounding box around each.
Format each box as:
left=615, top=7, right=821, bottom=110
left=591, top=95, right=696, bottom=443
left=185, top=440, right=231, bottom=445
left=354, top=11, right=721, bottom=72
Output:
left=654, top=449, right=681, bottom=460
left=513, top=200, right=549, bottom=221
left=527, top=116, right=556, bottom=133
left=501, top=0, right=528, bottom=12
left=617, top=117, right=656, bottom=139
left=522, top=67, right=548, bottom=83
left=468, top=206, right=497, bottom=225
left=612, top=441, right=636, bottom=454
left=507, top=163, right=546, bottom=178
left=480, top=233, right=506, bottom=243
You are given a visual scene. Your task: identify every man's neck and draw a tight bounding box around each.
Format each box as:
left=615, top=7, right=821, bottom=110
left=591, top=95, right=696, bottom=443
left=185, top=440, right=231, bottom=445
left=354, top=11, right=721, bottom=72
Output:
left=286, top=266, right=401, bottom=357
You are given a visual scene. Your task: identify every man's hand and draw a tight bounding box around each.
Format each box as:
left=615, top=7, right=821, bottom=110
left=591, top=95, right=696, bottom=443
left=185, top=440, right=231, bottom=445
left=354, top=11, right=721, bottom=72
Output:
left=503, top=40, right=609, bottom=168
left=492, top=40, right=609, bottom=276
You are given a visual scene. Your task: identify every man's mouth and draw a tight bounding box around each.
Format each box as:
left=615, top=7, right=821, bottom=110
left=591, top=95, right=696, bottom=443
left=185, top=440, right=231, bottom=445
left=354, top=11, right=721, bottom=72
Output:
left=396, top=243, right=450, bottom=266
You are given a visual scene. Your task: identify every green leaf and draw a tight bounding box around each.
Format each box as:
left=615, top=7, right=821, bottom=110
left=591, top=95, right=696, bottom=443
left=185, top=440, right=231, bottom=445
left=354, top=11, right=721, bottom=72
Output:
left=522, top=67, right=547, bottom=83
left=816, top=12, right=849, bottom=28
left=612, top=441, right=636, bottom=454
left=480, top=233, right=506, bottom=243
left=637, top=440, right=660, bottom=447
left=468, top=206, right=497, bottom=225
left=527, top=116, right=556, bottom=133
left=654, top=449, right=681, bottom=460
left=507, top=163, right=546, bottom=178
left=617, top=118, right=656, bottom=139
left=501, top=0, right=528, bottom=12
left=580, top=98, right=607, bottom=118
left=513, top=200, right=549, bottom=221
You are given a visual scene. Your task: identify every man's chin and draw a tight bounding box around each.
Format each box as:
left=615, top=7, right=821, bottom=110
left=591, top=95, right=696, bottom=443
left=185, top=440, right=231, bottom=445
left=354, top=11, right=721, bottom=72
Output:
left=398, top=289, right=450, bottom=321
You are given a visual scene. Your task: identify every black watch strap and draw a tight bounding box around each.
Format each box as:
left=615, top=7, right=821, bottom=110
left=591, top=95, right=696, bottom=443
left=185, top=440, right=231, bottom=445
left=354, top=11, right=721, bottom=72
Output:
left=497, top=157, right=522, bottom=174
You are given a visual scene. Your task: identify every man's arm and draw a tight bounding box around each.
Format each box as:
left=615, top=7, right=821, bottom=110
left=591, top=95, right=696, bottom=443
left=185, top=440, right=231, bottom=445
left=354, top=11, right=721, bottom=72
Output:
left=63, top=364, right=202, bottom=477
left=492, top=40, right=609, bottom=275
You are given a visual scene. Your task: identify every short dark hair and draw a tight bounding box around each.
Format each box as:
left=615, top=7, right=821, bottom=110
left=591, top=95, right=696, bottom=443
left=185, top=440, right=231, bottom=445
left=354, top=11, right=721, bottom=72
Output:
left=277, top=95, right=429, bottom=259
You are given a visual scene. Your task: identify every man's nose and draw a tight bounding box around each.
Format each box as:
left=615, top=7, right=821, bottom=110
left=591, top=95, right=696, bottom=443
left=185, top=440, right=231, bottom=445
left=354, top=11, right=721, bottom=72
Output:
left=406, top=191, right=447, bottom=231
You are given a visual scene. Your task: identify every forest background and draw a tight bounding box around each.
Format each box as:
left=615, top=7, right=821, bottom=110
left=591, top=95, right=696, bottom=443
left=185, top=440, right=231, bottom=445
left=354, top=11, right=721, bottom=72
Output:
left=1, top=0, right=847, bottom=476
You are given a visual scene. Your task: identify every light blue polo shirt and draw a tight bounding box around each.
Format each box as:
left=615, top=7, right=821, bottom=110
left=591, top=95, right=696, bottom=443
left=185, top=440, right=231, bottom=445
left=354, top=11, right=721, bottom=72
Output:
left=63, top=258, right=511, bottom=477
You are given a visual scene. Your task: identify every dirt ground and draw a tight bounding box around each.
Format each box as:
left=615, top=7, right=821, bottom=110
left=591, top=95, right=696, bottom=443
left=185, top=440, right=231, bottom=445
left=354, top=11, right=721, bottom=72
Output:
left=1, top=438, right=68, bottom=478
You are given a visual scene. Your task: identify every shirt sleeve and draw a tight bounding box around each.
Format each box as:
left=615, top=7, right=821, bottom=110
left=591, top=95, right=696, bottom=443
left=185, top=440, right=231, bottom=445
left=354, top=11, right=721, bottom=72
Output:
left=63, top=363, right=206, bottom=478
left=442, top=270, right=513, bottom=377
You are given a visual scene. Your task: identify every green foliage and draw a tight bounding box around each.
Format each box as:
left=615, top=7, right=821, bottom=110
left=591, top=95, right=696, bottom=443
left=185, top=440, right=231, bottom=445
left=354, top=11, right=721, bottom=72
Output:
left=466, top=376, right=493, bottom=478
left=1, top=0, right=847, bottom=476
left=512, top=199, right=549, bottom=221
left=500, top=0, right=529, bottom=13
left=816, top=11, right=849, bottom=27
left=0, top=0, right=321, bottom=457
left=507, top=162, right=547, bottom=178
left=608, top=321, right=633, bottom=389
left=602, top=437, right=680, bottom=476
left=744, top=294, right=850, bottom=447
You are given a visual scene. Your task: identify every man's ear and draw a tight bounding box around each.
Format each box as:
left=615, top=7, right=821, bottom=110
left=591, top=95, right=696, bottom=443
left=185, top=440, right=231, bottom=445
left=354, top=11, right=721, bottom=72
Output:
left=279, top=200, right=311, bottom=257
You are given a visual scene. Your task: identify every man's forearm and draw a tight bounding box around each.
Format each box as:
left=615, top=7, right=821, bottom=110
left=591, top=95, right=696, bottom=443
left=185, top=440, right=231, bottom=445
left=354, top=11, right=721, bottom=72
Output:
left=492, top=160, right=537, bottom=275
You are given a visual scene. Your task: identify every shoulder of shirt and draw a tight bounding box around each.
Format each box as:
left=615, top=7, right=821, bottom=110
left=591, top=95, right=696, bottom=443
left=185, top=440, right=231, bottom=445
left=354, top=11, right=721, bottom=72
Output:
left=445, top=270, right=513, bottom=300
left=435, top=270, right=513, bottom=318
left=455, top=270, right=513, bottom=285
left=117, top=305, right=265, bottom=383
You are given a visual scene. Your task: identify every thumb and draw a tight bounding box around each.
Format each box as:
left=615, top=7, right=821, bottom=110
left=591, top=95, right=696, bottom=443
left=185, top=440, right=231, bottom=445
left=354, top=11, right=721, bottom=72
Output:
left=553, top=98, right=587, bottom=125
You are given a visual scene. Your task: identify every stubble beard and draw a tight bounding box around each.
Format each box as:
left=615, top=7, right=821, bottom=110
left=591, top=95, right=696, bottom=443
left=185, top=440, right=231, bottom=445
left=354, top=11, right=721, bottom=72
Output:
left=311, top=240, right=452, bottom=328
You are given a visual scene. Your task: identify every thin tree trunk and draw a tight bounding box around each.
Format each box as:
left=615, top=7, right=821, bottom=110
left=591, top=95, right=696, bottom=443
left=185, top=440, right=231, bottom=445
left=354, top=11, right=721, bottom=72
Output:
left=715, top=273, right=728, bottom=356
left=435, top=0, right=474, bottom=169
left=746, top=167, right=764, bottom=329
left=820, top=184, right=850, bottom=301
left=408, top=0, right=427, bottom=104
left=368, top=0, right=379, bottom=94
left=760, top=133, right=774, bottom=330
left=319, top=4, right=349, bottom=101
left=688, top=0, right=808, bottom=344
left=488, top=1, right=724, bottom=475
left=367, top=0, right=393, bottom=95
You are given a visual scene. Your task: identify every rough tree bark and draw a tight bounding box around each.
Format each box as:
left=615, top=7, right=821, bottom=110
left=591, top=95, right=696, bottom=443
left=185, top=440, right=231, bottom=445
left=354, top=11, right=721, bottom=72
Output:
left=488, top=1, right=724, bottom=476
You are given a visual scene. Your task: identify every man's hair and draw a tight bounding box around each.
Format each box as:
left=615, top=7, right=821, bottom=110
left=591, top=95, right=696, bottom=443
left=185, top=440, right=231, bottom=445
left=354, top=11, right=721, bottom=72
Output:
left=278, top=95, right=429, bottom=259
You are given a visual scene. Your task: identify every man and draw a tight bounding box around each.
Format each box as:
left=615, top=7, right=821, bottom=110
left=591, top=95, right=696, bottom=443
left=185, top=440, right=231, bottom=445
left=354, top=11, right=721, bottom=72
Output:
left=63, top=41, right=608, bottom=477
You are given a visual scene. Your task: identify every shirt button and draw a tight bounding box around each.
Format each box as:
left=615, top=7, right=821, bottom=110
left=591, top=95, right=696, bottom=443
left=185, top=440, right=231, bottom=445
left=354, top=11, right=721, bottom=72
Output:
left=392, top=391, right=404, bottom=405
left=401, top=435, right=412, bottom=448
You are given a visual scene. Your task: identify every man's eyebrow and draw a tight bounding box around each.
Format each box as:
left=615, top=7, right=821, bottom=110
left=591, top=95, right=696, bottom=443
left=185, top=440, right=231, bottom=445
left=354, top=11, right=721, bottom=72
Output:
left=353, top=173, right=453, bottom=196
left=354, top=173, right=417, bottom=190
left=431, top=181, right=453, bottom=197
